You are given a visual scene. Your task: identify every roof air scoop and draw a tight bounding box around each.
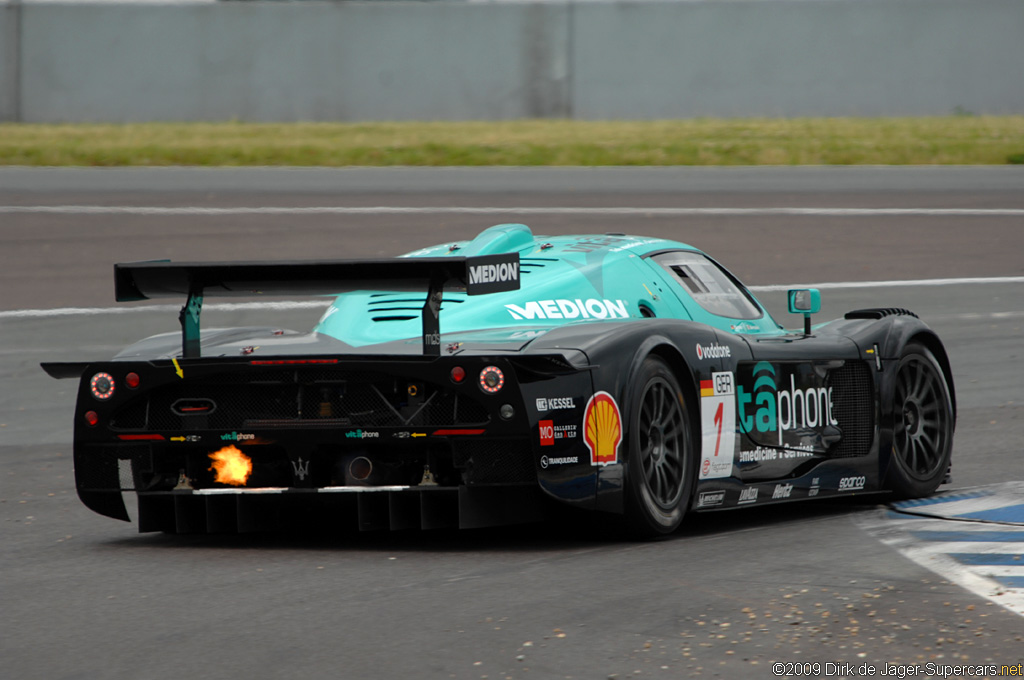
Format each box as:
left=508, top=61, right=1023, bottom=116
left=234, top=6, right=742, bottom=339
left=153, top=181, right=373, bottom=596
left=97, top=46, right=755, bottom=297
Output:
left=460, top=224, right=534, bottom=256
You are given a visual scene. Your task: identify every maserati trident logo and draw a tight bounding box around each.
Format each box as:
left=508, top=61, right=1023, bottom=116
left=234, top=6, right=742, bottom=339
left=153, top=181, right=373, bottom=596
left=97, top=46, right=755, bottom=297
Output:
left=292, top=457, right=310, bottom=481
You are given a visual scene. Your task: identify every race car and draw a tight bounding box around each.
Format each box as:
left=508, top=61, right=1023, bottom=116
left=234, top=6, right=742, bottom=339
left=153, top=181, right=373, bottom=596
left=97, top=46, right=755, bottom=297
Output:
left=42, top=224, right=955, bottom=536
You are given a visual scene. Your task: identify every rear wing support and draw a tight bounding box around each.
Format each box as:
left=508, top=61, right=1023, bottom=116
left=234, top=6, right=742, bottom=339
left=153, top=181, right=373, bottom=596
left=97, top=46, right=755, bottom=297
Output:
left=180, top=290, right=204, bottom=359
left=114, top=253, right=520, bottom=359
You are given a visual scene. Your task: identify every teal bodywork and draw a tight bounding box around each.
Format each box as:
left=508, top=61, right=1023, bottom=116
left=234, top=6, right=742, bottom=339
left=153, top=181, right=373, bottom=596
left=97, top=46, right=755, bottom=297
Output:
left=314, top=224, right=785, bottom=346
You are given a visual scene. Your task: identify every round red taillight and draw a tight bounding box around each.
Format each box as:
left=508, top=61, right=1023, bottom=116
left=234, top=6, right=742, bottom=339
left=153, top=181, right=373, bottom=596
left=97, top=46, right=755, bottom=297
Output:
left=479, top=366, right=505, bottom=393
left=89, top=372, right=115, bottom=400
left=125, top=372, right=140, bottom=389
left=84, top=411, right=99, bottom=426
left=450, top=366, right=466, bottom=383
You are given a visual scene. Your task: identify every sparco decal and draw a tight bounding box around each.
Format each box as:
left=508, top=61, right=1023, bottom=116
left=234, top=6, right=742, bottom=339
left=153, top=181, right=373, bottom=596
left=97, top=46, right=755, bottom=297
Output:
left=738, top=487, right=758, bottom=504
left=536, top=397, right=575, bottom=412
left=697, top=490, right=725, bottom=508
left=583, top=392, right=622, bottom=466
left=838, top=476, right=866, bottom=491
left=695, top=343, right=731, bottom=360
left=737, top=362, right=838, bottom=447
left=699, top=371, right=737, bottom=480
left=505, top=299, right=629, bottom=321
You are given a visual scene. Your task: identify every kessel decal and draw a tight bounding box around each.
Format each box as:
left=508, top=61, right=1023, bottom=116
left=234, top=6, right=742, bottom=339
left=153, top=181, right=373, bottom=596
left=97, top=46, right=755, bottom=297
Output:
left=699, top=371, right=737, bottom=480
left=583, top=391, right=622, bottom=466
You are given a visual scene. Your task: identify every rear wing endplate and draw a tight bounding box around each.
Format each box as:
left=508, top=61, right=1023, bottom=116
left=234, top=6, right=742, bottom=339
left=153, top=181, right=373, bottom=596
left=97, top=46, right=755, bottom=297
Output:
left=114, top=253, right=520, bottom=358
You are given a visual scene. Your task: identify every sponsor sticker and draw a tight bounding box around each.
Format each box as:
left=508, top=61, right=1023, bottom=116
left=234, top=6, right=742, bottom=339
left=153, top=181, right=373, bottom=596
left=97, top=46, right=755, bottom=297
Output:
left=772, top=483, right=794, bottom=499
left=505, top=299, right=629, bottom=321
left=535, top=397, right=575, bottom=412
left=539, top=420, right=554, bottom=446
left=465, top=253, right=521, bottom=295
left=540, top=455, right=580, bottom=469
left=697, top=490, right=726, bottom=508
left=699, top=371, right=737, bottom=480
left=170, top=435, right=202, bottom=443
left=221, top=432, right=255, bottom=442
left=809, top=477, right=820, bottom=497
left=695, top=343, right=732, bottom=361
left=583, top=392, right=622, bottom=466
left=737, top=361, right=839, bottom=448
left=838, top=476, right=866, bottom=491
left=345, top=430, right=379, bottom=439
left=738, top=487, right=758, bottom=505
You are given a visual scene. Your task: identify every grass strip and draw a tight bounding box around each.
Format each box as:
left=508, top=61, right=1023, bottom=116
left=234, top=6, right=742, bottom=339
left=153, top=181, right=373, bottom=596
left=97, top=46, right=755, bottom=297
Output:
left=1, top=117, right=1022, bottom=166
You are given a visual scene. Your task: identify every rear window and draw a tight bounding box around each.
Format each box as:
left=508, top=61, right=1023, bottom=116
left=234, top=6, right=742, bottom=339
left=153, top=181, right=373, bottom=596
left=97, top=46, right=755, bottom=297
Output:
left=652, top=251, right=763, bottom=320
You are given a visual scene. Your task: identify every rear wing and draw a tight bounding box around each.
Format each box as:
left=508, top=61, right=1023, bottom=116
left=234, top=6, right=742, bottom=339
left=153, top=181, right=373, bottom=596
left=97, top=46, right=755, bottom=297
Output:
left=113, top=253, right=520, bottom=358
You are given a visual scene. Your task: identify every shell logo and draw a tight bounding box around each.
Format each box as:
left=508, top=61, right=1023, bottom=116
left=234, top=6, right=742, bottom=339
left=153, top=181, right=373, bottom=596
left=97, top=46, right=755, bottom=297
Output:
left=583, top=391, right=622, bottom=466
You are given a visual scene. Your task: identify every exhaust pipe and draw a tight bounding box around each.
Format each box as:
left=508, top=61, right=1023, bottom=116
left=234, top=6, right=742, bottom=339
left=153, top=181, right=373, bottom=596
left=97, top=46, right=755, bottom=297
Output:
left=349, top=456, right=373, bottom=482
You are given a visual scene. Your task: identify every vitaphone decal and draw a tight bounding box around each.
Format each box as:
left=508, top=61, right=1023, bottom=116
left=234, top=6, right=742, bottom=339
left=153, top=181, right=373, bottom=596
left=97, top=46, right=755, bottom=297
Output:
left=737, top=362, right=838, bottom=450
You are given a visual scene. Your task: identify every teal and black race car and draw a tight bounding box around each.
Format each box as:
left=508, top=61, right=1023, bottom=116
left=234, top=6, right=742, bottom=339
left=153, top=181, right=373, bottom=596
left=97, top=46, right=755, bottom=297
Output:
left=42, top=224, right=955, bottom=536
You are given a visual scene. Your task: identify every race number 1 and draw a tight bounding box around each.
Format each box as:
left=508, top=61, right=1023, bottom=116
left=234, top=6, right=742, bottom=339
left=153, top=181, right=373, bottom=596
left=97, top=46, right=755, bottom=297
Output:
left=699, top=371, right=736, bottom=480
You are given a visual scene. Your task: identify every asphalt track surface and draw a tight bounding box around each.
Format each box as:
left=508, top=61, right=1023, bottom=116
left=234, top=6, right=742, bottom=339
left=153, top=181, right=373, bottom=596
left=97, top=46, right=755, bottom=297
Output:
left=2, top=167, right=1024, bottom=680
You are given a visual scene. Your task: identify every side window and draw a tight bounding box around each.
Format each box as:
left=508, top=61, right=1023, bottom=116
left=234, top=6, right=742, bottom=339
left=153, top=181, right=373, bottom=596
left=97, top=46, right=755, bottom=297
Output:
left=652, top=251, right=763, bottom=320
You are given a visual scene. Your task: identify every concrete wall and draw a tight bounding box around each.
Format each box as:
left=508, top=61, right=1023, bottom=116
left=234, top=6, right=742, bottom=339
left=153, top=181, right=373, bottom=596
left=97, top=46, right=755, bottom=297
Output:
left=2, top=0, right=1022, bottom=122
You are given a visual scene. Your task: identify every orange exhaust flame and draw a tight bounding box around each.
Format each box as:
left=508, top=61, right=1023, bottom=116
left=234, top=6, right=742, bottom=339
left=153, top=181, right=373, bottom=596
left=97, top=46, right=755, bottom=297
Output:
left=208, top=445, right=253, bottom=486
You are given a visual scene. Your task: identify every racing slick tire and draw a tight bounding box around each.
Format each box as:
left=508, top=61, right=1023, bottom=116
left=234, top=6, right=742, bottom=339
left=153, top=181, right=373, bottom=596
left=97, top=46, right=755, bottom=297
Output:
left=623, top=356, right=696, bottom=537
left=884, top=342, right=954, bottom=499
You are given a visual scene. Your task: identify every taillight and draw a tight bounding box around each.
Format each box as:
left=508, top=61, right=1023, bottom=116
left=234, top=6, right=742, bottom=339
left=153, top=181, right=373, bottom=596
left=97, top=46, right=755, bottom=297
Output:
left=450, top=366, right=466, bottom=383
left=84, top=411, right=99, bottom=426
left=125, top=372, right=140, bottom=389
left=89, top=372, right=115, bottom=400
left=479, top=366, right=504, bottom=393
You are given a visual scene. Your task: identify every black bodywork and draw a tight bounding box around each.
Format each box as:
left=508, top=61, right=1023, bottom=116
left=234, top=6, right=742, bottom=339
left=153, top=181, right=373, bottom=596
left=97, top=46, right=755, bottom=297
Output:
left=43, top=252, right=955, bottom=535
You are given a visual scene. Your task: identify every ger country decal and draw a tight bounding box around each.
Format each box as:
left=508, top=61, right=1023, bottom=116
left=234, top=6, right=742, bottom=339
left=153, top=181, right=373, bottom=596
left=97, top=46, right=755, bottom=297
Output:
left=699, top=371, right=737, bottom=480
left=583, top=391, right=622, bottom=466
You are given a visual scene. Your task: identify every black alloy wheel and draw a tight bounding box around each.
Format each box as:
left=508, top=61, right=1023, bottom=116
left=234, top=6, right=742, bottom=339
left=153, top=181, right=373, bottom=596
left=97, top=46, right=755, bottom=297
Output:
left=887, top=342, right=954, bottom=498
left=624, top=356, right=694, bottom=536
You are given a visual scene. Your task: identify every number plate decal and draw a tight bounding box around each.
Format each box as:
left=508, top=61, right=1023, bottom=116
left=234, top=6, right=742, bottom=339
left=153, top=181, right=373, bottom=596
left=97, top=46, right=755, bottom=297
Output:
left=699, top=371, right=737, bottom=480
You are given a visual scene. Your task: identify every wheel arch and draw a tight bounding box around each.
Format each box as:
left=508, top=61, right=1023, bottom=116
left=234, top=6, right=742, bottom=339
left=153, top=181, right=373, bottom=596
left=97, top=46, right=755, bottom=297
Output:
left=624, top=336, right=701, bottom=429
left=903, top=330, right=957, bottom=421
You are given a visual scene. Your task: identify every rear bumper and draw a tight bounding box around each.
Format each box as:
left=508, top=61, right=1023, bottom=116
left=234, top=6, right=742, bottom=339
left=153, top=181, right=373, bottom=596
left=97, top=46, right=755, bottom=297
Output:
left=100, top=484, right=545, bottom=534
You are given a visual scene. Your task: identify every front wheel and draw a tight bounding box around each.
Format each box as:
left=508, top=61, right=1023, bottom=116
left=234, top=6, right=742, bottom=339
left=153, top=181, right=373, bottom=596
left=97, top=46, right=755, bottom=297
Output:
left=885, top=342, right=954, bottom=499
left=623, top=357, right=695, bottom=537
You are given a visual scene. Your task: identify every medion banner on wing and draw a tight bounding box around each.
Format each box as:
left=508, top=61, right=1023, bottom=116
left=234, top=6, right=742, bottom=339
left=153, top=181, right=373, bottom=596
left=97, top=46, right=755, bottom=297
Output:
left=465, top=254, right=521, bottom=295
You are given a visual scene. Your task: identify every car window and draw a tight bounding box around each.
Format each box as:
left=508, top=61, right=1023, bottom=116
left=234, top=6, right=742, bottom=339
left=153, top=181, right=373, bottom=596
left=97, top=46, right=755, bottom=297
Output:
left=652, top=251, right=763, bottom=320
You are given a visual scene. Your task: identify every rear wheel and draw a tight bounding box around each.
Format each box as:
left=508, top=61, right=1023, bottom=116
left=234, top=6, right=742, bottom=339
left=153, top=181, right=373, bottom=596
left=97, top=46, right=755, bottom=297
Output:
left=885, top=342, right=954, bottom=498
left=624, top=357, right=695, bottom=537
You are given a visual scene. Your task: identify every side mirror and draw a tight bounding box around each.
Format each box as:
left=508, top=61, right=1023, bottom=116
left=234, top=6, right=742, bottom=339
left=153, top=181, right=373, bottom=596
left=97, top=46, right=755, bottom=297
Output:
left=787, top=288, right=821, bottom=335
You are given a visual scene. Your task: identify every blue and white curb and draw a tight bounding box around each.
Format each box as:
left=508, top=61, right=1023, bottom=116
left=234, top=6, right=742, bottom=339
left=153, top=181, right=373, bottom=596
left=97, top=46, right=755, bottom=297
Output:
left=859, top=483, right=1024, bottom=617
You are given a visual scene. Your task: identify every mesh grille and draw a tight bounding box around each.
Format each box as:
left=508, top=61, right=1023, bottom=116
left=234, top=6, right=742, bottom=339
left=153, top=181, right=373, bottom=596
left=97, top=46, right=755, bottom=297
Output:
left=118, top=368, right=490, bottom=431
left=826, top=361, right=875, bottom=458
left=452, top=439, right=535, bottom=484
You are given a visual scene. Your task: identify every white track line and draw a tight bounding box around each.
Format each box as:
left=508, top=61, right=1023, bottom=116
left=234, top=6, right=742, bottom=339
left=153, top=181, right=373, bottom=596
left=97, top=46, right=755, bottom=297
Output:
left=751, top=277, right=1024, bottom=292
left=2, top=277, right=1023, bottom=320
left=2, top=205, right=1024, bottom=217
